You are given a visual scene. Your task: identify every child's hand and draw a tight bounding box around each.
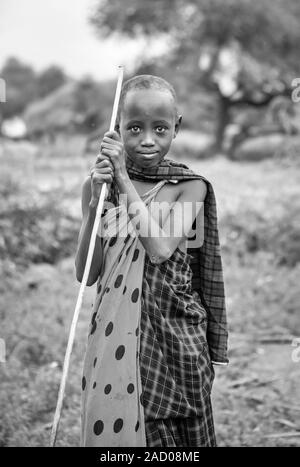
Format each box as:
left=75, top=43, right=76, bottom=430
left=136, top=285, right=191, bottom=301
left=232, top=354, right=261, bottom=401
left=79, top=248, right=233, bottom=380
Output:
left=100, top=130, right=127, bottom=179
left=90, top=153, right=115, bottom=206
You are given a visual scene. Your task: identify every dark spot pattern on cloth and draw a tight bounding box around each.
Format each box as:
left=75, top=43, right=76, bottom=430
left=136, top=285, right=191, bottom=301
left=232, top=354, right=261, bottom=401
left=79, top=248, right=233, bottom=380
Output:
left=82, top=376, right=86, bottom=391
left=90, top=321, right=97, bottom=335
left=114, top=275, right=123, bottom=288
left=124, top=233, right=130, bottom=244
left=115, top=345, right=125, bottom=360
left=109, top=236, right=117, bottom=247
left=113, top=418, right=123, bottom=433
left=131, top=288, right=139, bottom=303
left=132, top=249, right=139, bottom=262
left=94, top=420, right=104, bottom=436
left=105, top=321, right=114, bottom=337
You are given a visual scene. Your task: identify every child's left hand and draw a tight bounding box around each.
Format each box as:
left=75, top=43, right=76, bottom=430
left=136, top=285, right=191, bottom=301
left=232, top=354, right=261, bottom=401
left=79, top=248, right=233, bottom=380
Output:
left=100, top=130, right=127, bottom=179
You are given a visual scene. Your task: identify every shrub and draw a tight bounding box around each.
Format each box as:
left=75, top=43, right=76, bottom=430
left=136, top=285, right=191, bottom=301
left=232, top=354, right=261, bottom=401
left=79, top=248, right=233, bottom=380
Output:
left=221, top=201, right=300, bottom=267
left=0, top=175, right=80, bottom=268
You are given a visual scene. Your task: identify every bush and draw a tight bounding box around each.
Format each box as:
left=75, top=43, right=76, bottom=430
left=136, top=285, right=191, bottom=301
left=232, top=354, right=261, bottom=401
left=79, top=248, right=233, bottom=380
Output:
left=231, top=134, right=285, bottom=161
left=171, top=130, right=215, bottom=159
left=231, top=134, right=300, bottom=163
left=221, top=200, right=300, bottom=267
left=0, top=175, right=80, bottom=268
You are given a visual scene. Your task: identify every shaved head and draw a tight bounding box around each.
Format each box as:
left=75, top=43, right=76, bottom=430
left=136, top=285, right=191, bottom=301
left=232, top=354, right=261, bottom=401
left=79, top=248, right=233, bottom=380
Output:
left=117, top=74, right=179, bottom=123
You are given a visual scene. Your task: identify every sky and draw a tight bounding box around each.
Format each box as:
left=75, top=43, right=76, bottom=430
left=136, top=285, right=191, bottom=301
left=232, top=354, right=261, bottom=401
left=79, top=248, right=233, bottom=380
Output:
left=0, top=0, right=157, bottom=81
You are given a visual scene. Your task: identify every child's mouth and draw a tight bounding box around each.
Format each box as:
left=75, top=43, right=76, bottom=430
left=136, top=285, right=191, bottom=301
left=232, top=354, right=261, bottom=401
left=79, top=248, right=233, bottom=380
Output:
left=137, top=151, right=159, bottom=157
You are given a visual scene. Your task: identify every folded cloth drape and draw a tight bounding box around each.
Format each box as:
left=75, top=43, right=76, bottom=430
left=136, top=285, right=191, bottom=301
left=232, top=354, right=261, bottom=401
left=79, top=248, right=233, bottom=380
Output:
left=81, top=183, right=167, bottom=446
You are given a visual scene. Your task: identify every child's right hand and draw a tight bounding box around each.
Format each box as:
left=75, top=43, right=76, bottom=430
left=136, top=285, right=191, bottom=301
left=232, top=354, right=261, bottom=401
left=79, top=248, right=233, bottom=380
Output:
left=90, top=153, right=115, bottom=206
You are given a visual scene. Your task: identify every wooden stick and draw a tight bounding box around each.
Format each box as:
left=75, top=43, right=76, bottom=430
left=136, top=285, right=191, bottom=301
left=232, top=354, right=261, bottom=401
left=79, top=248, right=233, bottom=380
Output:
left=50, top=65, right=124, bottom=447
left=256, top=336, right=294, bottom=345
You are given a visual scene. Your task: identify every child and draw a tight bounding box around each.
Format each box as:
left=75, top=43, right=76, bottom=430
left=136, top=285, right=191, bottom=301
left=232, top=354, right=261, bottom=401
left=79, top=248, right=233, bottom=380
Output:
left=75, top=75, right=228, bottom=447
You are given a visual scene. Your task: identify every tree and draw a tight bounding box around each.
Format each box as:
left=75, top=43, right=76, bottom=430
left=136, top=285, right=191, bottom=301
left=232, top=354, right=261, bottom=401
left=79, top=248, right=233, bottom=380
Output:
left=0, top=59, right=68, bottom=134
left=89, top=0, right=300, bottom=153
left=0, top=57, right=37, bottom=119
left=37, top=66, right=66, bottom=98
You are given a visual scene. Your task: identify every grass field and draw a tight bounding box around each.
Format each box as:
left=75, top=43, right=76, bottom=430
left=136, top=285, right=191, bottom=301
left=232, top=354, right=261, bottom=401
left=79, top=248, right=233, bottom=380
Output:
left=0, top=135, right=299, bottom=446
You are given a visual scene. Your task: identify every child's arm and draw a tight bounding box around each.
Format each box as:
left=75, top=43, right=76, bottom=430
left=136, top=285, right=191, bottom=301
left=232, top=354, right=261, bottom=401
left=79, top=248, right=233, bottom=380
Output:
left=97, top=130, right=206, bottom=264
left=75, top=153, right=114, bottom=285
left=75, top=176, right=105, bottom=286
left=117, top=174, right=206, bottom=264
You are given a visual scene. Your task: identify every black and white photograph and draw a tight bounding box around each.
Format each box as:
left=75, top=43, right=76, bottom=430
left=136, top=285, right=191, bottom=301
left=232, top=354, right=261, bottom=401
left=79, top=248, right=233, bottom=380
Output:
left=0, top=0, right=300, bottom=449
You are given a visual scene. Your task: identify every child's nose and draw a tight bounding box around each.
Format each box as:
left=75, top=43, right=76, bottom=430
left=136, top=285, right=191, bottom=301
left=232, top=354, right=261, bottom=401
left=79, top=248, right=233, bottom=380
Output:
left=141, top=131, right=155, bottom=146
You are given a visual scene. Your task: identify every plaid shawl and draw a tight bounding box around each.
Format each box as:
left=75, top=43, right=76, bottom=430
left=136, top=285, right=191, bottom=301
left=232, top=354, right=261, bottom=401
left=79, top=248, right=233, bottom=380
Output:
left=107, top=156, right=228, bottom=364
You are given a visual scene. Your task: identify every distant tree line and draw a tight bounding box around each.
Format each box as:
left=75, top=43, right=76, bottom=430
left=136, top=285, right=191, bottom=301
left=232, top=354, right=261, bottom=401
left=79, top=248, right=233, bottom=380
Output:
left=0, top=57, right=66, bottom=121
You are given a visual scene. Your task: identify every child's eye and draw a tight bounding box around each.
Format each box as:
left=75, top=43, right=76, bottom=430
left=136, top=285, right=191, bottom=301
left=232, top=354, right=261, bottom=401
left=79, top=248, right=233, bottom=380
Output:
left=129, top=126, right=141, bottom=134
left=155, top=126, right=167, bottom=134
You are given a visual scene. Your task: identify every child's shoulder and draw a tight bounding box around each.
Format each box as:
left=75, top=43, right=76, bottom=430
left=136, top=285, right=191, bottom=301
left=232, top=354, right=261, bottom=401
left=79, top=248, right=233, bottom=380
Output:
left=155, top=178, right=207, bottom=204
left=82, top=174, right=92, bottom=188
left=80, top=175, right=92, bottom=214
left=177, top=178, right=207, bottom=201
left=81, top=175, right=92, bottom=196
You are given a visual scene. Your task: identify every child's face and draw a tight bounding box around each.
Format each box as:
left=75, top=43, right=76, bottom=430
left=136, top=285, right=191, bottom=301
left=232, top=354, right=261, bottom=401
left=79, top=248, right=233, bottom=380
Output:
left=119, top=89, right=181, bottom=169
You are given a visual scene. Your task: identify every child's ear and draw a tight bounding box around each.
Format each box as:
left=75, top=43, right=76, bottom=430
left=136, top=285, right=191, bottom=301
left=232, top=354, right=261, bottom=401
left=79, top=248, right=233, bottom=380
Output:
left=174, top=115, right=182, bottom=138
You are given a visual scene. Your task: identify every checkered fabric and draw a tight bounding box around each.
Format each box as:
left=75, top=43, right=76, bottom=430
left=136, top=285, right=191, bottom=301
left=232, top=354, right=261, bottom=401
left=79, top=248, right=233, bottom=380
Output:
left=109, top=156, right=229, bottom=364
left=145, top=397, right=216, bottom=447
left=140, top=244, right=216, bottom=441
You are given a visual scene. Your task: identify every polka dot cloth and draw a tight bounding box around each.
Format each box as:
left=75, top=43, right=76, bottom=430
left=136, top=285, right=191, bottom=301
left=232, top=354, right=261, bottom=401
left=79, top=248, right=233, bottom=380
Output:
left=80, top=180, right=168, bottom=447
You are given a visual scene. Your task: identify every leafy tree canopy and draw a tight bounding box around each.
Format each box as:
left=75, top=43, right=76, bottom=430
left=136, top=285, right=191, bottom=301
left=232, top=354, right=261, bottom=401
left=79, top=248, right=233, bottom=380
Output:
left=89, top=0, right=300, bottom=73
